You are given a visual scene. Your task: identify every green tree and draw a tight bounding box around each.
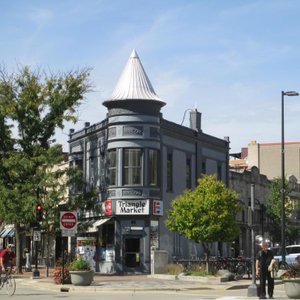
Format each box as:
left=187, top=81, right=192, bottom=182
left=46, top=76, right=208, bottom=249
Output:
left=166, top=175, right=240, bottom=271
left=0, top=66, right=91, bottom=272
left=266, top=177, right=294, bottom=244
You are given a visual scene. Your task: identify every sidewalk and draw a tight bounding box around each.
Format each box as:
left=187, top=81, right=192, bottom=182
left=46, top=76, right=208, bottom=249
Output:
left=14, top=269, right=286, bottom=298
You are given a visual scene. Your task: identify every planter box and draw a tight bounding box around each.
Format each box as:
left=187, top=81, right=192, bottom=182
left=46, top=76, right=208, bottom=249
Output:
left=70, top=270, right=94, bottom=286
left=283, top=279, right=300, bottom=299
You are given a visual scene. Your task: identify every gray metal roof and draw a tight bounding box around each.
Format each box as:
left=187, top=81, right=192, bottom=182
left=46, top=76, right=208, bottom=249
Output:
left=107, top=49, right=165, bottom=104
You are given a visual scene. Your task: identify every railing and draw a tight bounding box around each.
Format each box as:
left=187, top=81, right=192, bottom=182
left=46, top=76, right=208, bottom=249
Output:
left=172, top=256, right=252, bottom=279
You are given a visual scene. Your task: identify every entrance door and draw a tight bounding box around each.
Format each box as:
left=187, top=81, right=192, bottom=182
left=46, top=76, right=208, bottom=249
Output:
left=124, top=237, right=140, bottom=268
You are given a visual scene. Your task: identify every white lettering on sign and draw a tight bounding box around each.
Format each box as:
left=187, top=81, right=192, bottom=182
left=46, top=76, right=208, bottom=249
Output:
left=60, top=211, right=77, bottom=231
left=116, top=200, right=149, bottom=215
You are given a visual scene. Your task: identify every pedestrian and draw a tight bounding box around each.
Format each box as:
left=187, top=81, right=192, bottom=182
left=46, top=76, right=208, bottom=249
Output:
left=0, top=244, right=16, bottom=276
left=256, top=242, right=276, bottom=299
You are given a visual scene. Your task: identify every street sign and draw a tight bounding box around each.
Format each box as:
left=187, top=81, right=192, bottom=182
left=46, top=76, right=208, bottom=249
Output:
left=62, top=229, right=77, bottom=237
left=60, top=211, right=77, bottom=231
left=33, top=230, right=41, bottom=242
left=153, top=200, right=163, bottom=216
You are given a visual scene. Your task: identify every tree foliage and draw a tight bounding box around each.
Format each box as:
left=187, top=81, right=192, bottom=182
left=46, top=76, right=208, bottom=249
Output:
left=266, top=177, right=295, bottom=244
left=0, top=65, right=91, bottom=272
left=166, top=175, right=240, bottom=265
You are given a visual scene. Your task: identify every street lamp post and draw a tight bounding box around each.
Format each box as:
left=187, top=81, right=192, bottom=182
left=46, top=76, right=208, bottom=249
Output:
left=281, top=90, right=299, bottom=264
left=247, top=184, right=258, bottom=297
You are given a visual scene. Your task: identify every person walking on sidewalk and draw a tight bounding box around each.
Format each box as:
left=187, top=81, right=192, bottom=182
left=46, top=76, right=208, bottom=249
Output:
left=256, top=242, right=276, bottom=299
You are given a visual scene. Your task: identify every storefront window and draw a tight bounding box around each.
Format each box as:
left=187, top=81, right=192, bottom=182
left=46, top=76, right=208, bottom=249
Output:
left=149, top=149, right=158, bottom=186
left=123, top=148, right=143, bottom=185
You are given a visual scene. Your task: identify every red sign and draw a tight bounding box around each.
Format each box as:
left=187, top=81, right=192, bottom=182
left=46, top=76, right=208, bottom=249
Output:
left=60, top=212, right=77, bottom=230
left=105, top=199, right=112, bottom=216
left=153, top=200, right=163, bottom=216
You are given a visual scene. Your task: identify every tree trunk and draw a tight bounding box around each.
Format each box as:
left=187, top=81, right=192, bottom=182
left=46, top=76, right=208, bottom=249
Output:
left=14, top=223, right=23, bottom=274
left=203, top=243, right=211, bottom=273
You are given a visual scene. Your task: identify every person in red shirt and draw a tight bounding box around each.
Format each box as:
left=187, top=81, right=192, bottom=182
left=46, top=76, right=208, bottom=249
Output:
left=0, top=244, right=15, bottom=275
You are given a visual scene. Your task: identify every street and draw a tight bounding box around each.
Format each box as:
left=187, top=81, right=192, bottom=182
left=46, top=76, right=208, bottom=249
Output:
left=0, top=288, right=238, bottom=300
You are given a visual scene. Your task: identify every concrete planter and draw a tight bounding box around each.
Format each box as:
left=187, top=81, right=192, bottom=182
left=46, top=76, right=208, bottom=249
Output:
left=283, top=279, right=300, bottom=299
left=70, top=270, right=94, bottom=286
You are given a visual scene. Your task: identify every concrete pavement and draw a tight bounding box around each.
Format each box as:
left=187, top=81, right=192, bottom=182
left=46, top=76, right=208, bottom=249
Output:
left=14, top=270, right=289, bottom=299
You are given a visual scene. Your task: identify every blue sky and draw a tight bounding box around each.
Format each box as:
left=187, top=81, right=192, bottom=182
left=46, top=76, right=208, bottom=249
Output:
left=1, top=0, right=300, bottom=153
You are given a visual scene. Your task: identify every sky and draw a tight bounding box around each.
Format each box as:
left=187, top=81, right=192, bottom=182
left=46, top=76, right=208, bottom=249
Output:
left=1, top=0, right=300, bottom=153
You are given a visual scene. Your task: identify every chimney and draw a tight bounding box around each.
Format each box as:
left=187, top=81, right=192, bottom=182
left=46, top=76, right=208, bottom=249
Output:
left=189, top=109, right=202, bottom=132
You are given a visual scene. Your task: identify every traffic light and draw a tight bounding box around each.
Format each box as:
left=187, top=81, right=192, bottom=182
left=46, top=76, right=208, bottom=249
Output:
left=36, top=204, right=43, bottom=222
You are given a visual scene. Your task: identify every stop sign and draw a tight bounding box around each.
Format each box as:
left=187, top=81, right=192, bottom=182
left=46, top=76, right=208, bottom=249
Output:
left=60, top=211, right=77, bottom=230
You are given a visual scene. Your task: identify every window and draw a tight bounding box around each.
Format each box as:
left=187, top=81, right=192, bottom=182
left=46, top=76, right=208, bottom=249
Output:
left=149, top=149, right=158, bottom=186
left=217, top=164, right=222, bottom=180
left=186, top=157, right=191, bottom=189
left=70, top=158, right=83, bottom=193
left=167, top=152, right=173, bottom=191
left=123, top=148, right=143, bottom=185
left=108, top=149, right=117, bottom=186
left=74, top=159, right=83, bottom=172
left=202, top=161, right=206, bottom=174
left=173, top=232, right=181, bottom=257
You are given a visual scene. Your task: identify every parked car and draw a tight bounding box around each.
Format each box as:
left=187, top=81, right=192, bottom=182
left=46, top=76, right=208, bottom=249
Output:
left=269, top=246, right=281, bottom=256
left=274, top=245, right=300, bottom=267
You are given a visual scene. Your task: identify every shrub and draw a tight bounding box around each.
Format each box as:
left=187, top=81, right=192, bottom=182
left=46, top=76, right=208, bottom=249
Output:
left=69, top=256, right=91, bottom=271
left=185, top=263, right=215, bottom=276
left=53, top=266, right=71, bottom=284
left=166, top=263, right=184, bottom=275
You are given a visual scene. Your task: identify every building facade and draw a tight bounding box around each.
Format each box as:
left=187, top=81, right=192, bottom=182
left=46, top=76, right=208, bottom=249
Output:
left=230, top=140, right=300, bottom=181
left=68, top=50, right=231, bottom=274
left=229, top=167, right=271, bottom=257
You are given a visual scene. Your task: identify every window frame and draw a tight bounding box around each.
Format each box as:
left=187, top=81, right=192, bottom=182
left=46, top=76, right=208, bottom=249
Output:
left=108, top=149, right=117, bottom=186
left=149, top=148, right=159, bottom=187
left=123, top=148, right=143, bottom=186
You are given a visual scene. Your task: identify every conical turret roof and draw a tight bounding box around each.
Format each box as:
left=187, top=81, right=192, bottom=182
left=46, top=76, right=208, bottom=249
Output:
left=105, top=50, right=165, bottom=105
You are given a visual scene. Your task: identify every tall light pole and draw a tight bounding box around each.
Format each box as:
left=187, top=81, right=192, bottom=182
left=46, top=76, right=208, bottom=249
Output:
left=281, top=90, right=299, bottom=264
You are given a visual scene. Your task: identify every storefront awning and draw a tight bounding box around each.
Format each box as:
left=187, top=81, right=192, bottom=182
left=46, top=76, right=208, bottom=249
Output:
left=87, top=218, right=111, bottom=233
left=0, top=227, right=14, bottom=238
left=6, top=229, right=15, bottom=237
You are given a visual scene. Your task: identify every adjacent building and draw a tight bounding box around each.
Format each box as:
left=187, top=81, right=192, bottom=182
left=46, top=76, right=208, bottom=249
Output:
left=68, top=50, right=231, bottom=274
left=230, top=140, right=300, bottom=181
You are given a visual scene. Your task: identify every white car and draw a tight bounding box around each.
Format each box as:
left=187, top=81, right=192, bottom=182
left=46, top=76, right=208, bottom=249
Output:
left=274, top=245, right=300, bottom=267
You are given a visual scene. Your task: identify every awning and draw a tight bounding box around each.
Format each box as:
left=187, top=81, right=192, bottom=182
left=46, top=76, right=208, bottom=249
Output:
left=0, top=227, right=14, bottom=238
left=0, top=229, right=6, bottom=237
left=7, top=229, right=15, bottom=237
left=87, top=218, right=111, bottom=233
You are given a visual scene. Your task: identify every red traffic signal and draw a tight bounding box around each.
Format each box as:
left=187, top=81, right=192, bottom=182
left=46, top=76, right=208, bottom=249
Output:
left=36, top=204, right=43, bottom=211
left=36, top=204, right=44, bottom=221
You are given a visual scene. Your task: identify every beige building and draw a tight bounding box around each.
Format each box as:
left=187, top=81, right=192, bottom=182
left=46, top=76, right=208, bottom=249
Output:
left=230, top=140, right=300, bottom=181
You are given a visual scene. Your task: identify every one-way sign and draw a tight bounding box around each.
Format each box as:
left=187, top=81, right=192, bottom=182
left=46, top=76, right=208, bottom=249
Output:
left=60, top=211, right=77, bottom=236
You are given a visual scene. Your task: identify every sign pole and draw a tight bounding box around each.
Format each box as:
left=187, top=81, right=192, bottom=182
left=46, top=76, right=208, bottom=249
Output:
left=60, top=211, right=77, bottom=284
left=61, top=237, right=64, bottom=285
left=32, top=228, right=41, bottom=279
